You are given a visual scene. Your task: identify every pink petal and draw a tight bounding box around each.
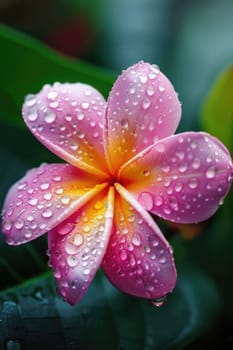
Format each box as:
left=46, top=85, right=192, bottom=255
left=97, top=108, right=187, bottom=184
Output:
left=120, top=132, right=233, bottom=223
left=2, top=163, right=107, bottom=245
left=102, top=184, right=176, bottom=300
left=48, top=187, right=114, bottom=305
left=104, top=61, right=181, bottom=173
left=22, top=83, right=109, bottom=177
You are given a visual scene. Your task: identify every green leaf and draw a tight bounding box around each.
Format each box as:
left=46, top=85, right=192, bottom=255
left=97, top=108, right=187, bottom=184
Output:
left=0, top=25, right=115, bottom=128
left=201, top=66, right=233, bottom=152
left=0, top=265, right=221, bottom=350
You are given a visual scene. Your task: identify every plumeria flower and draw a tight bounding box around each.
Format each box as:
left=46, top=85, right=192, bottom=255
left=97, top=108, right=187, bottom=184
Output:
left=2, top=62, right=233, bottom=306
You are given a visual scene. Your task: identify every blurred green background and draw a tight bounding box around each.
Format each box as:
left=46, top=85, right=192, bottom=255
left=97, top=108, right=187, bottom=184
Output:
left=0, top=0, right=233, bottom=349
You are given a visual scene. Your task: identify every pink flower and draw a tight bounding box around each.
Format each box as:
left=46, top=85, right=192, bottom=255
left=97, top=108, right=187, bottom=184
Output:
left=2, top=62, right=233, bottom=305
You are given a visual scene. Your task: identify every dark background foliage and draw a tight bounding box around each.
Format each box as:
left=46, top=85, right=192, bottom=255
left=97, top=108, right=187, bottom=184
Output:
left=0, top=0, right=233, bottom=348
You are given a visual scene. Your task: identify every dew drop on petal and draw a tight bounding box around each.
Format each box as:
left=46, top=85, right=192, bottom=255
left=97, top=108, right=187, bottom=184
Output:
left=143, top=98, right=151, bottom=110
left=206, top=166, right=217, bottom=179
left=28, top=198, right=38, bottom=206
left=158, top=85, right=165, bottom=92
left=82, top=102, right=89, bottom=110
left=42, top=209, right=53, bottom=218
left=147, top=86, right=155, bottom=96
left=120, top=249, right=128, bottom=261
left=192, top=158, right=201, bottom=170
left=138, top=192, right=154, bottom=211
left=77, top=111, right=84, bottom=121
left=57, top=222, right=74, bottom=235
left=139, top=75, right=148, bottom=84
left=28, top=108, right=38, bottom=122
left=154, top=196, right=163, bottom=207
left=132, top=233, right=142, bottom=247
left=120, top=119, right=129, bottom=128
left=44, top=111, right=56, bottom=124
left=73, top=233, right=84, bottom=247
left=188, top=178, right=198, bottom=189
left=67, top=256, right=79, bottom=267
left=154, top=143, right=166, bottom=153
left=25, top=94, right=37, bottom=107
left=175, top=183, right=183, bottom=192
left=61, top=197, right=70, bottom=205
left=47, top=91, right=58, bottom=100
left=14, top=219, right=24, bottom=230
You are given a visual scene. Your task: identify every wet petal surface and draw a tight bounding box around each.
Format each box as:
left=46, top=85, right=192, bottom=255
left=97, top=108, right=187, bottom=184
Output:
left=48, top=187, right=114, bottom=305
left=120, top=132, right=233, bottom=223
left=2, top=163, right=106, bottom=245
left=23, top=83, right=108, bottom=177
left=104, top=61, right=181, bottom=173
left=102, top=184, right=176, bottom=299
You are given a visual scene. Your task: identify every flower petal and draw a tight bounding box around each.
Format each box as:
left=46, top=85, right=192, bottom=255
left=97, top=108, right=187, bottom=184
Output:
left=120, top=132, right=233, bottom=223
left=104, top=61, right=181, bottom=173
left=2, top=163, right=107, bottom=245
left=48, top=187, right=114, bottom=305
left=22, top=83, right=109, bottom=177
left=102, top=184, right=176, bottom=300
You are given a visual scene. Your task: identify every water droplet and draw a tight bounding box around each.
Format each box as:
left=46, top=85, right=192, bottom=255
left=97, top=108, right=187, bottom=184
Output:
left=67, top=255, right=79, bottom=267
left=129, top=87, right=136, bottom=94
left=82, top=102, right=89, bottom=109
left=138, top=192, right=154, bottom=211
left=14, top=219, right=24, bottom=230
left=28, top=108, right=38, bottom=121
left=159, top=256, right=167, bottom=264
left=206, top=166, right=217, bottom=179
left=190, top=141, right=197, bottom=149
left=132, top=233, right=142, bottom=246
left=77, top=111, right=84, bottom=120
left=147, top=86, right=155, bottom=96
left=77, top=130, right=85, bottom=139
left=154, top=196, right=163, bottom=206
left=83, top=268, right=90, bottom=275
left=53, top=175, right=61, bottom=182
left=57, top=222, right=74, bottom=235
left=188, top=178, right=198, bottom=189
left=44, top=111, right=56, bottom=124
left=143, top=98, right=151, bottom=110
left=151, top=295, right=167, bottom=307
left=61, top=197, right=70, bottom=205
left=47, top=91, right=58, bottom=100
left=43, top=192, right=52, bottom=200
left=4, top=220, right=12, bottom=231
left=179, top=164, right=188, bottom=173
left=49, top=101, right=59, bottom=108
left=161, top=164, right=170, bottom=173
left=120, top=119, right=129, bottom=128
left=120, top=249, right=128, bottom=261
left=40, top=182, right=50, bottom=190
left=143, top=169, right=150, bottom=177
left=42, top=209, right=53, bottom=218
left=25, top=94, right=37, bottom=107
left=158, top=85, right=165, bottom=92
left=28, top=198, right=38, bottom=206
left=175, top=183, right=183, bottom=192
left=154, top=143, right=165, bottom=153
left=73, top=233, right=84, bottom=246
left=139, top=75, right=148, bottom=84
left=128, top=214, right=135, bottom=223
left=192, top=158, right=201, bottom=170
left=55, top=187, right=64, bottom=194
left=157, top=115, right=163, bottom=125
